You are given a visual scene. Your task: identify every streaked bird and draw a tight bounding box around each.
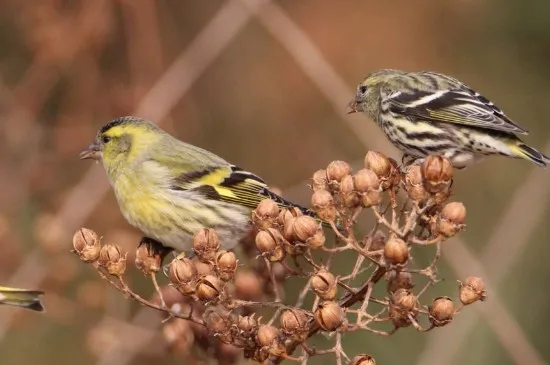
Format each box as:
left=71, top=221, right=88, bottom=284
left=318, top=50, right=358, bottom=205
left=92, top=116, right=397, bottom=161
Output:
left=347, top=69, right=550, bottom=168
left=0, top=286, right=44, bottom=312
left=80, top=117, right=320, bottom=252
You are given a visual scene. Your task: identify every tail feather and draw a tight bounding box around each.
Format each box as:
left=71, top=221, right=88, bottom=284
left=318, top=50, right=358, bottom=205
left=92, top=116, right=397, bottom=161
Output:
left=0, top=287, right=45, bottom=312
left=512, top=142, right=550, bottom=167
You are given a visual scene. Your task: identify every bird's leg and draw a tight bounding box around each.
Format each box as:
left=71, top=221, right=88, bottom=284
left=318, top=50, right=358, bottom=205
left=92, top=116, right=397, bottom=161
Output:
left=138, top=237, right=173, bottom=308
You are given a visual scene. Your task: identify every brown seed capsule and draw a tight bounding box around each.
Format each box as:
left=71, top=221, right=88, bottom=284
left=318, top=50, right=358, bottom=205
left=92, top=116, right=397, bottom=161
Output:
left=349, top=354, right=377, bottom=365
left=255, top=229, right=285, bottom=262
left=98, top=243, right=126, bottom=276
left=196, top=274, right=223, bottom=302
left=315, top=301, right=344, bottom=331
left=422, top=155, right=453, bottom=194
left=306, top=230, right=326, bottom=249
left=204, top=308, right=232, bottom=343
left=383, top=237, right=409, bottom=265
left=215, top=250, right=238, bottom=281
left=311, top=269, right=337, bottom=300
left=339, top=175, right=359, bottom=208
left=389, top=304, right=413, bottom=328
left=135, top=238, right=170, bottom=275
left=292, top=216, right=319, bottom=242
left=280, top=308, right=309, bottom=336
left=312, top=169, right=329, bottom=191
left=438, top=202, right=467, bottom=238
left=236, top=314, right=258, bottom=335
left=193, top=228, right=220, bottom=263
left=364, top=151, right=392, bottom=179
left=429, top=296, right=455, bottom=327
left=234, top=270, right=263, bottom=301
left=361, top=190, right=383, bottom=208
left=252, top=199, right=280, bottom=230
left=326, top=160, right=351, bottom=183
left=459, top=276, right=487, bottom=305
left=353, top=169, right=380, bottom=193
left=168, top=254, right=198, bottom=284
left=387, top=271, right=414, bottom=293
left=72, top=228, right=101, bottom=263
left=277, top=207, right=303, bottom=228
left=391, top=288, right=419, bottom=312
left=256, top=325, right=281, bottom=347
left=163, top=319, right=194, bottom=354
left=404, top=165, right=429, bottom=202
left=311, top=190, right=337, bottom=222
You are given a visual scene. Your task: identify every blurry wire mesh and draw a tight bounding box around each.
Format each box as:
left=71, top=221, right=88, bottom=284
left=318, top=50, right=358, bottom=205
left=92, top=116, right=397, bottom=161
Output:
left=0, top=1, right=548, bottom=365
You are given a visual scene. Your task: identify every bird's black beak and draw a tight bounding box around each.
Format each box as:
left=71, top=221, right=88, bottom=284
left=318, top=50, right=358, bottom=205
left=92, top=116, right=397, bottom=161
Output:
left=79, top=141, right=101, bottom=160
left=346, top=98, right=359, bottom=114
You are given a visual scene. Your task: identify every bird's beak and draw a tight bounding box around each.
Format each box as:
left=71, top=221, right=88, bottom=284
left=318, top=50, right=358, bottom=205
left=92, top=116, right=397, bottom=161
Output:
left=79, top=141, right=101, bottom=160
left=346, top=98, right=359, bottom=114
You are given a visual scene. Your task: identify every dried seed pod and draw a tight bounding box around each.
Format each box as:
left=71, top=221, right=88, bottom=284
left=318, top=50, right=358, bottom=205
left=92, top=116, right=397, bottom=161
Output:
left=193, top=228, right=220, bottom=263
left=306, top=230, right=326, bottom=249
left=312, top=169, right=329, bottom=192
left=72, top=228, right=101, bottom=263
left=438, top=202, right=467, bottom=237
left=311, top=190, right=337, bottom=222
left=280, top=308, right=309, bottom=336
left=135, top=238, right=170, bottom=275
left=422, top=155, right=453, bottom=194
left=429, top=296, right=455, bottom=327
left=234, top=270, right=263, bottom=301
left=391, top=288, right=419, bottom=312
left=214, top=250, right=238, bottom=281
left=383, top=237, right=409, bottom=265
left=168, top=254, right=198, bottom=289
left=236, top=314, right=258, bottom=335
left=98, top=243, right=126, bottom=276
left=292, top=216, right=320, bottom=242
left=349, top=354, right=377, bottom=365
left=326, top=160, right=351, bottom=184
left=353, top=169, right=380, bottom=193
left=339, top=175, right=359, bottom=208
left=389, top=305, right=412, bottom=328
left=364, top=151, right=392, bottom=179
left=204, top=308, right=232, bottom=343
left=315, top=301, right=344, bottom=331
left=256, top=325, right=281, bottom=347
left=255, top=228, right=285, bottom=262
left=277, top=207, right=303, bottom=228
left=387, top=271, right=414, bottom=293
left=361, top=190, right=382, bottom=208
left=459, top=276, right=487, bottom=305
left=404, top=165, right=428, bottom=202
left=252, top=199, right=280, bottom=230
left=163, top=319, right=194, bottom=354
left=196, top=274, right=223, bottom=302
left=311, top=269, right=337, bottom=300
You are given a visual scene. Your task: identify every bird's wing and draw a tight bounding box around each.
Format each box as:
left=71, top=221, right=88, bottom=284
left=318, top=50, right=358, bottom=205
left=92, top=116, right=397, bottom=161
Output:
left=170, top=165, right=315, bottom=215
left=384, top=87, right=528, bottom=135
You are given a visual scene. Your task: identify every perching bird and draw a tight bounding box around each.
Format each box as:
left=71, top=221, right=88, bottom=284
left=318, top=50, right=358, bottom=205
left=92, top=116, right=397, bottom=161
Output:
left=80, top=117, right=320, bottom=252
left=347, top=69, right=550, bottom=168
left=0, top=286, right=44, bottom=312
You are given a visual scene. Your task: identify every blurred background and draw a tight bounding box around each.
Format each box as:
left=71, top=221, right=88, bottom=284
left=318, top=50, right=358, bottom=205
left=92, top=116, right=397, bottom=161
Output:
left=0, top=0, right=549, bottom=364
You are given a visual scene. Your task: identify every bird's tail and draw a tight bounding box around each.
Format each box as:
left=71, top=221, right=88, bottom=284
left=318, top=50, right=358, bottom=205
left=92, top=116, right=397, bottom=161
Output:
left=0, top=287, right=45, bottom=312
left=510, top=141, right=550, bottom=167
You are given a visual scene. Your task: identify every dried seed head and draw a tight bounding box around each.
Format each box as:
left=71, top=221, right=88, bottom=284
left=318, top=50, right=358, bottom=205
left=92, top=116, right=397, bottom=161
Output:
left=383, top=237, right=409, bottom=265
left=389, top=305, right=413, bottom=328
left=135, top=238, right=169, bottom=275
left=404, top=165, right=429, bottom=202
left=326, top=160, right=351, bottom=184
left=306, top=230, right=326, bottom=249
left=311, top=190, right=337, bottom=222
left=391, top=288, right=419, bottom=312
left=429, top=296, right=455, bottom=327
left=204, top=309, right=232, bottom=343
left=236, top=314, right=258, bottom=335
left=163, top=319, right=194, bottom=354
left=364, top=151, right=392, bottom=179
left=387, top=271, right=414, bottom=293
left=353, top=169, right=380, bottom=193
left=277, top=207, right=303, bottom=228
left=361, top=190, right=383, bottom=208
left=349, top=354, right=377, bottom=365
left=255, top=229, right=285, bottom=262
left=196, top=274, right=223, bottom=302
left=292, top=216, right=320, bottom=242
left=234, top=270, right=263, bottom=301
left=256, top=325, right=281, bottom=347
left=339, top=175, right=360, bottom=208
left=311, top=269, right=337, bottom=300
left=98, top=243, right=126, bottom=276
left=315, top=301, right=344, bottom=331
left=214, top=250, right=238, bottom=281
left=193, top=228, right=220, bottom=263
left=280, top=308, right=309, bottom=336
left=252, top=199, right=280, bottom=230
left=312, top=169, right=329, bottom=192
left=168, top=254, right=198, bottom=284
left=459, top=276, right=487, bottom=305
left=438, top=202, right=467, bottom=238
left=422, top=155, right=453, bottom=194
left=72, top=228, right=101, bottom=263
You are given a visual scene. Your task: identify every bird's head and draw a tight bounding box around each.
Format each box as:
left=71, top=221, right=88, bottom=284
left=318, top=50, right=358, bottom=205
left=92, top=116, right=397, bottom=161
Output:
left=346, top=69, right=405, bottom=116
left=80, top=116, right=163, bottom=176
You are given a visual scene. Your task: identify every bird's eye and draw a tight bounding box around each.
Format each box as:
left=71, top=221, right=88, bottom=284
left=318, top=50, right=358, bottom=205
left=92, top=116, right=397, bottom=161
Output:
left=102, top=135, right=111, bottom=144
left=359, top=85, right=368, bottom=94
